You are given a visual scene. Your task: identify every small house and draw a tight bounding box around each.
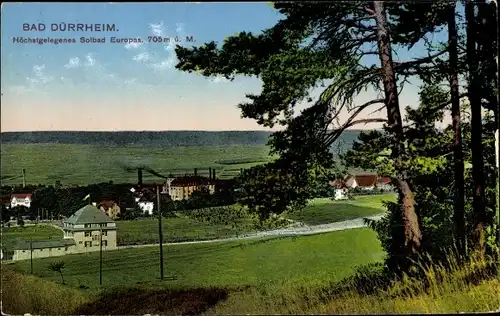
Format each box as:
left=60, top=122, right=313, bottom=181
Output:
left=98, top=200, right=121, bottom=220
left=330, top=179, right=348, bottom=200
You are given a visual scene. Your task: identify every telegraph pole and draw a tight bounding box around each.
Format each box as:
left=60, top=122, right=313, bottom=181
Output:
left=157, top=185, right=164, bottom=280
left=30, top=236, right=33, bottom=275
left=99, top=228, right=103, bottom=285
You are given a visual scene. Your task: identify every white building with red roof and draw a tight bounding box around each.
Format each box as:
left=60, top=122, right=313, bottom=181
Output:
left=10, top=193, right=32, bottom=208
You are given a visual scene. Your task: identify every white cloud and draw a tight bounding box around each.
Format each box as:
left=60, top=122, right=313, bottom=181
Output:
left=26, top=64, right=54, bottom=85
left=132, top=52, right=151, bottom=62
left=64, top=52, right=151, bottom=90
left=124, top=41, right=143, bottom=50
left=64, top=57, right=80, bottom=69
left=149, top=21, right=165, bottom=37
left=84, top=53, right=96, bottom=67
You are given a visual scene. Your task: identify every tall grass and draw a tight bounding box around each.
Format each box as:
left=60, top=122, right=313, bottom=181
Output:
left=1, top=265, right=92, bottom=315
left=2, top=252, right=499, bottom=315
left=208, top=252, right=500, bottom=315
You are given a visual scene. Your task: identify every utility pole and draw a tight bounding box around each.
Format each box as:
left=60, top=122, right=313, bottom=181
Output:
left=99, top=228, right=103, bottom=285
left=157, top=185, right=164, bottom=280
left=22, top=168, right=26, bottom=188
left=30, top=236, right=33, bottom=275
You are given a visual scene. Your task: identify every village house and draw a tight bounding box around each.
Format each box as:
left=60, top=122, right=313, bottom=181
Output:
left=137, top=196, right=154, bottom=215
left=130, top=187, right=155, bottom=215
left=330, top=179, right=349, bottom=200
left=12, top=204, right=117, bottom=261
left=331, top=174, right=393, bottom=197
left=98, top=200, right=121, bottom=220
left=10, top=193, right=32, bottom=209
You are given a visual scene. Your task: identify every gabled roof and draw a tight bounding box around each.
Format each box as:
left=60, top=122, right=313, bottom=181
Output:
left=14, top=238, right=76, bottom=250
left=11, top=193, right=32, bottom=200
left=354, top=174, right=377, bottom=187
left=377, top=177, right=392, bottom=185
left=65, top=205, right=115, bottom=225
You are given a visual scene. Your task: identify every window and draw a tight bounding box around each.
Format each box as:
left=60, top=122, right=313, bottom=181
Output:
left=84, top=224, right=91, bottom=228
left=79, top=241, right=82, bottom=244
left=85, top=232, right=91, bottom=237
left=102, top=231, right=107, bottom=236
left=99, top=223, right=106, bottom=227
left=65, top=247, right=68, bottom=251
left=57, top=248, right=61, bottom=250
left=103, top=240, right=108, bottom=247
left=84, top=241, right=93, bottom=247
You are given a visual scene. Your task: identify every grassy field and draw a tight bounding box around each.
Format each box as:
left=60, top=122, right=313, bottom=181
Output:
left=4, top=227, right=499, bottom=315
left=1, top=195, right=394, bottom=251
left=1, top=225, right=63, bottom=257
left=7, top=228, right=384, bottom=291
left=0, top=144, right=272, bottom=186
left=285, top=194, right=396, bottom=225
left=117, top=215, right=256, bottom=245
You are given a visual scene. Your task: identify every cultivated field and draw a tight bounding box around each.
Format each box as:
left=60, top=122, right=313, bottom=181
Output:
left=0, top=144, right=272, bottom=186
left=6, top=228, right=384, bottom=291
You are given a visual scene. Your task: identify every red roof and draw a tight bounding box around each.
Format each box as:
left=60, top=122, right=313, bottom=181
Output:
left=354, top=175, right=377, bottom=187
left=377, top=177, right=392, bottom=185
left=11, top=193, right=32, bottom=200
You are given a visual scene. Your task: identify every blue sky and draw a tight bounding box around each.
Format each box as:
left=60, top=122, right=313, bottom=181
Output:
left=1, top=2, right=442, bottom=132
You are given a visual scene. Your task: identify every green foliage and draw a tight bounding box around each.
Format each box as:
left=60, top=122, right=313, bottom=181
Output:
left=48, top=261, right=66, bottom=285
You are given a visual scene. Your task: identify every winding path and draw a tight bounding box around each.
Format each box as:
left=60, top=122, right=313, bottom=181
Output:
left=118, top=213, right=385, bottom=249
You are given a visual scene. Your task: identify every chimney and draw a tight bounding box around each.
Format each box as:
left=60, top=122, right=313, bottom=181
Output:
left=194, top=168, right=198, bottom=176
left=138, top=168, right=143, bottom=186
left=22, top=168, right=26, bottom=188
left=208, top=167, right=212, bottom=179
left=212, top=168, right=216, bottom=180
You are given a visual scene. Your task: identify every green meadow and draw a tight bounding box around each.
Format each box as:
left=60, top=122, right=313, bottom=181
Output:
left=7, top=228, right=384, bottom=291
left=0, top=144, right=272, bottom=186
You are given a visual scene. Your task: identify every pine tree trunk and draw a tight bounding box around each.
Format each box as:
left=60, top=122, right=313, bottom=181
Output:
left=466, top=1, right=486, bottom=259
left=448, top=2, right=466, bottom=256
left=373, top=1, right=422, bottom=255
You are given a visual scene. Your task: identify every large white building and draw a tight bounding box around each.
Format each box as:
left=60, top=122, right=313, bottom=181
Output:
left=10, top=193, right=32, bottom=208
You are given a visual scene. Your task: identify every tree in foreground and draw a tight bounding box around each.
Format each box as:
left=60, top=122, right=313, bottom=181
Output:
left=175, top=1, right=498, bottom=270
